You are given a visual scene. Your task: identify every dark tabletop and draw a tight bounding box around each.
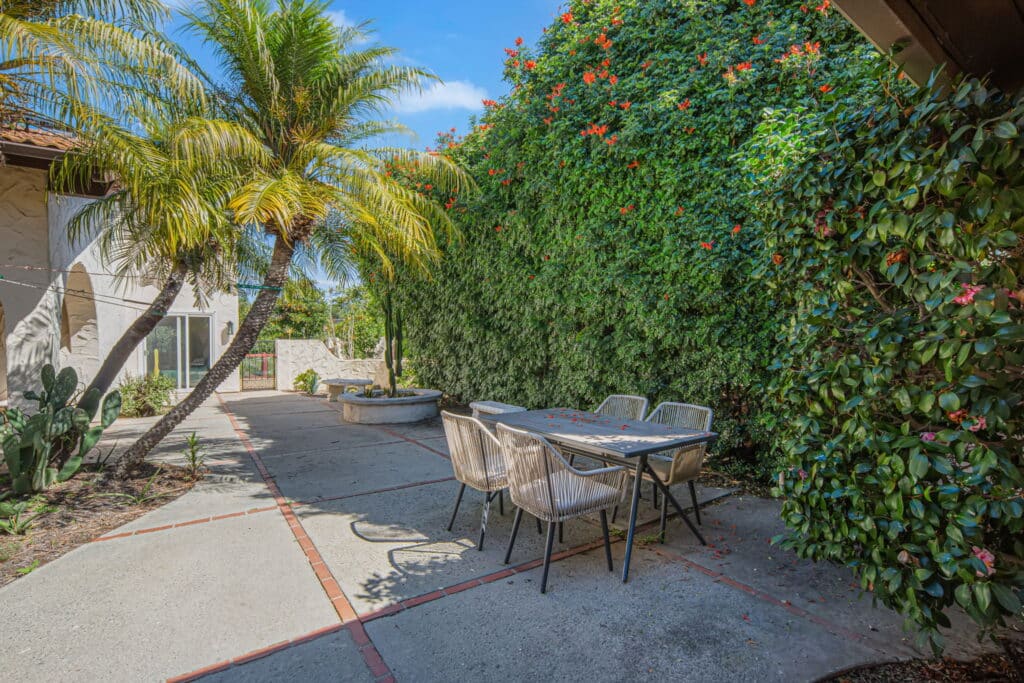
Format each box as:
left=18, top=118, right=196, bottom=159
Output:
left=484, top=408, right=718, bottom=459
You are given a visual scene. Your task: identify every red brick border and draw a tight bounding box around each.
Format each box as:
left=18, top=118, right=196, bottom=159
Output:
left=374, top=425, right=450, bottom=460
left=92, top=506, right=279, bottom=543
left=213, top=394, right=394, bottom=682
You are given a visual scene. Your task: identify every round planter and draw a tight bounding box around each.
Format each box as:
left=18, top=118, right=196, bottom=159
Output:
left=338, top=389, right=442, bottom=424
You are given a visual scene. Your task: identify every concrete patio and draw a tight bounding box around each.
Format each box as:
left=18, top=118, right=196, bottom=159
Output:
left=0, top=391, right=1008, bottom=682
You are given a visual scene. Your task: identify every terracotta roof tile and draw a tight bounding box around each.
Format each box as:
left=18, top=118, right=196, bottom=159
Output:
left=0, top=127, right=77, bottom=151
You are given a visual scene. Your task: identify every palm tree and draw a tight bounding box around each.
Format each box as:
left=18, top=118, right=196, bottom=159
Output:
left=119, top=0, right=467, bottom=469
left=52, top=103, right=269, bottom=401
left=0, top=0, right=202, bottom=130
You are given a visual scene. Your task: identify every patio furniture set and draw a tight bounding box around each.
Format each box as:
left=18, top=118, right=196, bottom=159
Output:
left=442, top=395, right=717, bottom=593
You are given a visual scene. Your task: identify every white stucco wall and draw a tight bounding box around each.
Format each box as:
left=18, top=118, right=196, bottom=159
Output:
left=0, top=174, right=240, bottom=408
left=275, top=339, right=382, bottom=391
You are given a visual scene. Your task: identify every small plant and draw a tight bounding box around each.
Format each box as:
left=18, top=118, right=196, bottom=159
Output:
left=16, top=559, right=40, bottom=575
left=0, top=500, right=51, bottom=536
left=118, top=373, right=175, bottom=417
left=182, top=432, right=206, bottom=480
left=293, top=369, right=320, bottom=395
left=89, top=466, right=178, bottom=506
left=1, top=364, right=121, bottom=493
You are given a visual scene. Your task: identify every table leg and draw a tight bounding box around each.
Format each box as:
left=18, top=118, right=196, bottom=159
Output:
left=645, top=464, right=706, bottom=545
left=622, top=454, right=647, bottom=583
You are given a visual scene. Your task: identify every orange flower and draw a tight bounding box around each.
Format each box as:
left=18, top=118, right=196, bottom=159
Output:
left=700, top=241, right=714, bottom=250
left=606, top=134, right=618, bottom=146
left=583, top=71, right=596, bottom=85
left=543, top=116, right=553, bottom=125
left=772, top=253, right=783, bottom=265
left=515, top=36, right=523, bottom=46
left=620, top=100, right=631, bottom=110
left=816, top=0, right=831, bottom=13
left=494, top=225, right=502, bottom=232
left=620, top=204, right=635, bottom=215
left=735, top=61, right=753, bottom=71
left=504, top=48, right=519, bottom=57
left=609, top=74, right=619, bottom=85
left=525, top=60, right=537, bottom=70
left=561, top=11, right=573, bottom=23
left=819, top=84, right=832, bottom=93
left=678, top=98, right=691, bottom=110
left=743, top=0, right=755, bottom=5
left=627, top=160, right=640, bottom=169
left=675, top=206, right=685, bottom=216
left=697, top=52, right=708, bottom=66
left=601, top=59, right=611, bottom=68
left=753, top=35, right=764, bottom=45
left=641, top=60, right=653, bottom=70
left=595, top=33, right=613, bottom=50
left=732, top=224, right=741, bottom=234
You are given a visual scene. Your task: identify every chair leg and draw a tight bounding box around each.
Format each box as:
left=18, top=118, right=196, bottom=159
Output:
left=659, top=496, right=668, bottom=543
left=689, top=481, right=702, bottom=525
left=478, top=491, right=493, bottom=551
left=558, top=521, right=563, bottom=544
left=446, top=483, right=466, bottom=532
left=503, top=507, right=523, bottom=565
left=599, top=510, right=613, bottom=571
left=498, top=489, right=505, bottom=516
left=540, top=521, right=557, bottom=594
left=611, top=505, right=618, bottom=524
left=535, top=516, right=543, bottom=535
left=652, top=484, right=659, bottom=510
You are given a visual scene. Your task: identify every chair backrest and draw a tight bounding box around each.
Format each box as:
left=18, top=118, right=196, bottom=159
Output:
left=594, top=394, right=649, bottom=422
left=646, top=402, right=713, bottom=484
left=441, top=411, right=507, bottom=492
left=496, top=424, right=573, bottom=521
left=646, top=402, right=712, bottom=431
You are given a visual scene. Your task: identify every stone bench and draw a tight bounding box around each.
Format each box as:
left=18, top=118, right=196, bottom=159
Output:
left=469, top=401, right=527, bottom=418
left=323, top=378, right=374, bottom=402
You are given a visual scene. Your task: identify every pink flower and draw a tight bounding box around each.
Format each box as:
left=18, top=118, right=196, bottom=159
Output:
left=953, top=283, right=983, bottom=305
left=972, top=546, right=996, bottom=577
left=921, top=432, right=936, bottom=442
left=797, top=469, right=808, bottom=480
left=967, top=416, right=987, bottom=432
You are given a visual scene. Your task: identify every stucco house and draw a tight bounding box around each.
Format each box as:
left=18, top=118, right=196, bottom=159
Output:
left=0, top=128, right=239, bottom=409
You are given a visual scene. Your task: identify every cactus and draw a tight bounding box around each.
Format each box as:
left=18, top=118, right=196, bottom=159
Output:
left=380, top=292, right=404, bottom=397
left=0, top=364, right=122, bottom=493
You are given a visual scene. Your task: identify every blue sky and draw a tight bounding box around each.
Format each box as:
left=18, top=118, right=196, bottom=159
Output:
left=170, top=0, right=562, bottom=149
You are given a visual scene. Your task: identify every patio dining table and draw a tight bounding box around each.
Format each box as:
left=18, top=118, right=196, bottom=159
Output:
left=483, top=408, right=717, bottom=582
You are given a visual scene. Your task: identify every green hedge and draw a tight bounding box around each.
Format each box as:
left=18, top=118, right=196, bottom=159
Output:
left=391, top=0, right=877, bottom=464
left=764, top=70, right=1024, bottom=650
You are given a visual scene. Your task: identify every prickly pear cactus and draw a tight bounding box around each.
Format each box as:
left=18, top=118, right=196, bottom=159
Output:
left=1, top=364, right=122, bottom=492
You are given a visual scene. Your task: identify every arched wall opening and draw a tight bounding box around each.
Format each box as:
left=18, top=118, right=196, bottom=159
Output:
left=59, top=264, right=100, bottom=384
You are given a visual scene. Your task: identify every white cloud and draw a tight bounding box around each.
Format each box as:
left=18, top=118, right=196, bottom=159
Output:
left=395, top=80, right=488, bottom=114
left=325, top=9, right=352, bottom=29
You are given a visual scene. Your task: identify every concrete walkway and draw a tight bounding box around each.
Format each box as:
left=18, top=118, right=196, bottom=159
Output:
left=0, top=391, right=1007, bottom=682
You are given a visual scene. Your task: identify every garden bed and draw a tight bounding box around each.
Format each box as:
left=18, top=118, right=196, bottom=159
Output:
left=0, top=464, right=197, bottom=586
left=825, top=638, right=1024, bottom=682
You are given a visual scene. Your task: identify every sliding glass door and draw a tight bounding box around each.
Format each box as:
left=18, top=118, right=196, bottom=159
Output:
left=145, top=315, right=212, bottom=390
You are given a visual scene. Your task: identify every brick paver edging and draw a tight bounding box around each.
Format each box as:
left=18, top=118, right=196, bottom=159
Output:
left=210, top=394, right=394, bottom=682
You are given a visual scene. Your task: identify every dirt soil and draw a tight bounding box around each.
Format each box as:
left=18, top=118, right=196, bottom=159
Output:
left=824, top=637, right=1024, bottom=682
left=0, top=464, right=197, bottom=587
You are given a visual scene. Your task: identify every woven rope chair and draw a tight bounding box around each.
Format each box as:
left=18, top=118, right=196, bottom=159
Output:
left=640, top=402, right=713, bottom=540
left=497, top=424, right=625, bottom=593
left=595, top=394, right=649, bottom=421
left=441, top=411, right=511, bottom=550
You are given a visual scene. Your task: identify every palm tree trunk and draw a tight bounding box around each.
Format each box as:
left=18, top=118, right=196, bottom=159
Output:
left=117, top=236, right=296, bottom=474
left=77, top=261, right=189, bottom=404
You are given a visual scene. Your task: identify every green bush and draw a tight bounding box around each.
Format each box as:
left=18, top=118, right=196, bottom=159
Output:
left=386, top=0, right=877, bottom=467
left=118, top=373, right=176, bottom=418
left=764, top=70, right=1024, bottom=650
left=293, top=369, right=320, bottom=395
left=1, top=365, right=121, bottom=493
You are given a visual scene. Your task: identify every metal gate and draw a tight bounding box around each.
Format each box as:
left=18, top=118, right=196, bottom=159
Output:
left=241, top=340, right=276, bottom=390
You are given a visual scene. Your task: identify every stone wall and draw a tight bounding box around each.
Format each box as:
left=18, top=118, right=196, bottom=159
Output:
left=274, top=339, right=383, bottom=392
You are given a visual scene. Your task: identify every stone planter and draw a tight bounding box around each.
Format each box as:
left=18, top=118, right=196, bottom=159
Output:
left=337, top=389, right=442, bottom=424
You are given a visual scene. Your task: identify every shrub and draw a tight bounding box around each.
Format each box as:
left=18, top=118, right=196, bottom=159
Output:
left=293, top=369, right=320, bottom=395
left=384, top=0, right=878, bottom=468
left=1, top=365, right=121, bottom=493
left=764, top=70, right=1024, bottom=651
left=118, top=373, right=176, bottom=418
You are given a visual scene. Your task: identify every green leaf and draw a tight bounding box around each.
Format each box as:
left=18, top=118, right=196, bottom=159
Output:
left=909, top=452, right=930, bottom=479
left=938, top=393, right=960, bottom=412
left=993, top=121, right=1018, bottom=139
left=872, top=170, right=886, bottom=187
left=991, top=583, right=1021, bottom=613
